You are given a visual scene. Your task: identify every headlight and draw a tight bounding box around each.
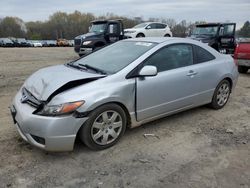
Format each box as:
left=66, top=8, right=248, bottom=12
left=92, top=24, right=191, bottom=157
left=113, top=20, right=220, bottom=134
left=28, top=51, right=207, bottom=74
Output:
left=82, top=41, right=92, bottom=45
left=38, top=101, right=85, bottom=116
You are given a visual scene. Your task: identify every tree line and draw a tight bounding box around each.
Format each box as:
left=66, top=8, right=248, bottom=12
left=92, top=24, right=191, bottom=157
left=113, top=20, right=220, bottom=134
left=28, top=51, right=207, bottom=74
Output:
left=0, top=11, right=249, bottom=40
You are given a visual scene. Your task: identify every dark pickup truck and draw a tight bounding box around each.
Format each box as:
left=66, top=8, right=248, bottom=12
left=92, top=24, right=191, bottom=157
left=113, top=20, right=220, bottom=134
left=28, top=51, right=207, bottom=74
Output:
left=74, top=20, right=127, bottom=57
left=190, top=23, right=236, bottom=54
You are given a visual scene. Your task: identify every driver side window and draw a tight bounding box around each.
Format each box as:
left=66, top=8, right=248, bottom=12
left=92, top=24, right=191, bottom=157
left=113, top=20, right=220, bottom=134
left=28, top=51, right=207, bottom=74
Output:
left=144, top=44, right=193, bottom=72
left=147, top=23, right=157, bottom=29
left=108, top=23, right=118, bottom=34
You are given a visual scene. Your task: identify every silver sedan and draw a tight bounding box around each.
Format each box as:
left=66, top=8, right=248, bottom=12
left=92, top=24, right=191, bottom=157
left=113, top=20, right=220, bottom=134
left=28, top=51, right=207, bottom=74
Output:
left=10, top=38, right=238, bottom=151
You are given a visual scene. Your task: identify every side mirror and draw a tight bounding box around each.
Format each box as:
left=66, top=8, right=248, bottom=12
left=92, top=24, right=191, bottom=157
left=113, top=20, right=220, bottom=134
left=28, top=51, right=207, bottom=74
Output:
left=146, top=25, right=151, bottom=29
left=139, top=66, right=157, bottom=77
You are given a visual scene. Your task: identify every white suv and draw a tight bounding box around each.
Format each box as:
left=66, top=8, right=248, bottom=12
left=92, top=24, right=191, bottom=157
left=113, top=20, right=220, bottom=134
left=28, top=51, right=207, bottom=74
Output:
left=124, top=22, right=172, bottom=38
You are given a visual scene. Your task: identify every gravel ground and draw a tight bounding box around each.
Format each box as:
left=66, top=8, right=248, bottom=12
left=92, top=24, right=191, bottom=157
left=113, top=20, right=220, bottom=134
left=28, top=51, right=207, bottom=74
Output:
left=0, top=47, right=249, bottom=188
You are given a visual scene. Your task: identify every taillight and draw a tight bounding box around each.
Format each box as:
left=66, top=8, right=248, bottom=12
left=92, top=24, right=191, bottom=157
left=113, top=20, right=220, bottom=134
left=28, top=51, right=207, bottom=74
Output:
left=234, top=44, right=239, bottom=59
left=233, top=44, right=239, bottom=66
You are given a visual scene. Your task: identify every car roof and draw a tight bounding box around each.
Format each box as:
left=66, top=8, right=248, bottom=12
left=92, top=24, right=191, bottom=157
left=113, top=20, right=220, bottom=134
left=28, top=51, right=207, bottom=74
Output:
left=124, top=37, right=195, bottom=44
left=139, top=22, right=166, bottom=25
left=196, top=23, right=236, bottom=27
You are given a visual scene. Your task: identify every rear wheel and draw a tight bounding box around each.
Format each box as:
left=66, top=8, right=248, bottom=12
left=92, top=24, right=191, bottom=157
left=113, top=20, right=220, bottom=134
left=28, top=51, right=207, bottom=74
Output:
left=79, top=104, right=127, bottom=150
left=209, top=80, right=231, bottom=109
left=238, top=66, right=248, bottom=73
left=136, top=33, right=145, bottom=38
left=164, top=34, right=171, bottom=37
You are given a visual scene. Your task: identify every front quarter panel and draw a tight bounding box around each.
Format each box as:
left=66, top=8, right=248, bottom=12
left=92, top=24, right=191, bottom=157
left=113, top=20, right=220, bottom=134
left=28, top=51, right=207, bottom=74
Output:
left=50, top=77, right=136, bottom=117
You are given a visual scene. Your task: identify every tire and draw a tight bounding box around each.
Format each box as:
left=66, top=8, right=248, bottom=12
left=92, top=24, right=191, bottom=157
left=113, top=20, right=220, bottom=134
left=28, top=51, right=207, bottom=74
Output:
left=209, top=79, right=231, bottom=109
left=79, top=103, right=127, bottom=150
left=238, top=66, right=248, bottom=73
left=164, top=34, right=171, bottom=37
left=136, top=33, right=145, bottom=38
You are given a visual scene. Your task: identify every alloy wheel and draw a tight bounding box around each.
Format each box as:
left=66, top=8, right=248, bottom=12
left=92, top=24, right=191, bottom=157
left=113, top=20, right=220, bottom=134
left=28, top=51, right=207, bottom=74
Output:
left=216, top=83, right=230, bottom=106
left=91, top=110, right=123, bottom=145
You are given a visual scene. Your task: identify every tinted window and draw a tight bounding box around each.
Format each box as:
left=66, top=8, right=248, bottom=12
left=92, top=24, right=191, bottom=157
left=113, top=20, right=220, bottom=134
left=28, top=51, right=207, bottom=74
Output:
left=156, top=23, right=166, bottom=29
left=194, top=45, right=215, bottom=64
left=144, top=44, right=193, bottom=72
left=148, top=23, right=157, bottom=29
left=219, top=24, right=235, bottom=36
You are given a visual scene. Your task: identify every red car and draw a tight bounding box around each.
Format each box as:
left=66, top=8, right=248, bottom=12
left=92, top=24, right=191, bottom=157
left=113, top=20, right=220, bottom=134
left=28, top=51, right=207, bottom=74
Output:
left=234, top=39, right=250, bottom=73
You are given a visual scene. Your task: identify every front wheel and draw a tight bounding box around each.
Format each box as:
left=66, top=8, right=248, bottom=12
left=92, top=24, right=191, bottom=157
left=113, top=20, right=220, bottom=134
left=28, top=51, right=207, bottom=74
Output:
left=238, top=66, right=248, bottom=73
left=79, top=104, right=127, bottom=150
left=164, top=34, right=171, bottom=37
left=136, top=33, right=145, bottom=38
left=209, top=80, right=231, bottom=109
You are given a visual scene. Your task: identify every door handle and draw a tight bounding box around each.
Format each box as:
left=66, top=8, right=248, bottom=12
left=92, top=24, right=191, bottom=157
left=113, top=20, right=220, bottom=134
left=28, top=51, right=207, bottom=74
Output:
left=187, top=70, right=198, bottom=76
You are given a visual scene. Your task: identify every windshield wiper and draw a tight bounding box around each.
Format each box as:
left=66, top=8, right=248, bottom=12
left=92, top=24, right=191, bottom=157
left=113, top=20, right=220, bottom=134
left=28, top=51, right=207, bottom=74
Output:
left=78, top=64, right=107, bottom=75
left=66, top=60, right=87, bottom=70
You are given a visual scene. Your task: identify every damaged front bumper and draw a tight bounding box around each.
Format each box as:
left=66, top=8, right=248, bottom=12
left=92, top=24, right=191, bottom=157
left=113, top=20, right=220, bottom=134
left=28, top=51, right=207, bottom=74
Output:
left=11, top=90, right=88, bottom=152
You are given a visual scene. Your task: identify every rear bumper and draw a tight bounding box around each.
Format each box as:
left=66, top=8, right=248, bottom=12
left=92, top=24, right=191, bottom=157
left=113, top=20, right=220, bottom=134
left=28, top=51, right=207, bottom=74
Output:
left=11, top=90, right=88, bottom=152
left=236, top=59, right=250, bottom=67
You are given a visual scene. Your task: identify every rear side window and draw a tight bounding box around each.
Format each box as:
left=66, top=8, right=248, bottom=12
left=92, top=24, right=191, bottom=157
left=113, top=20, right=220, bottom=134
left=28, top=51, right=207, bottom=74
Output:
left=194, top=45, right=215, bottom=64
left=156, top=23, right=166, bottom=29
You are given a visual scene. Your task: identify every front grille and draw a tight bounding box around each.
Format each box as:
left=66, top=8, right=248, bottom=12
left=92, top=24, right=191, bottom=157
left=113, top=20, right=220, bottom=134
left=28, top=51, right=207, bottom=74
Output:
left=74, top=38, right=81, bottom=45
left=21, top=88, right=41, bottom=108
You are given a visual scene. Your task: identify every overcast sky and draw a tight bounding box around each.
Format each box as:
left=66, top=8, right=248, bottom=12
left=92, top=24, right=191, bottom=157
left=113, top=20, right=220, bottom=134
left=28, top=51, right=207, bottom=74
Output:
left=0, top=0, right=249, bottom=28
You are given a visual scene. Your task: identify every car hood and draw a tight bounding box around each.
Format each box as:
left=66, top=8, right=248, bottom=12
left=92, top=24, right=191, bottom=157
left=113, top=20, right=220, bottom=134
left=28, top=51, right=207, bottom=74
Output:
left=75, top=32, right=103, bottom=40
left=124, top=28, right=140, bottom=32
left=24, top=64, right=104, bottom=101
left=189, top=35, right=215, bottom=43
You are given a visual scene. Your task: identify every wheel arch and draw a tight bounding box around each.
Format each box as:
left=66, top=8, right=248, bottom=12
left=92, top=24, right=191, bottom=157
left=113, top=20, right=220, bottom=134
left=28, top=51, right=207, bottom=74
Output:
left=217, top=76, right=233, bottom=93
left=78, top=100, right=132, bottom=129
left=136, top=33, right=145, bottom=37
left=93, top=41, right=106, bottom=48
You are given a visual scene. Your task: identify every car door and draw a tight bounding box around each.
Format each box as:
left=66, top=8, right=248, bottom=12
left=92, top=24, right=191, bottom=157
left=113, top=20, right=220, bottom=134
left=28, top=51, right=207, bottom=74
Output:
left=136, top=44, right=199, bottom=121
left=218, top=23, right=236, bottom=53
left=106, top=23, right=120, bottom=43
left=145, top=23, right=157, bottom=37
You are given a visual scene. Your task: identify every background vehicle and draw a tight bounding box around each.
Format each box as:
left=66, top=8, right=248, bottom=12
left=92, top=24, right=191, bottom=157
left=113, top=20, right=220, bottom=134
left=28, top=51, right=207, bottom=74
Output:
left=124, top=22, right=172, bottom=38
left=56, top=39, right=70, bottom=47
left=15, top=38, right=29, bottom=47
left=11, top=38, right=238, bottom=151
left=41, top=40, right=57, bottom=47
left=189, top=23, right=236, bottom=54
left=0, top=38, right=14, bottom=47
left=74, top=19, right=126, bottom=57
left=32, top=41, right=43, bottom=47
left=68, top=40, right=74, bottom=47
left=234, top=39, right=250, bottom=73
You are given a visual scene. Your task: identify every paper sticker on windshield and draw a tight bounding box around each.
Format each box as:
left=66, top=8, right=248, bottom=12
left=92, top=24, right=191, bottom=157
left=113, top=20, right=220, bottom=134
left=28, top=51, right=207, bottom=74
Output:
left=135, top=42, right=153, bottom=47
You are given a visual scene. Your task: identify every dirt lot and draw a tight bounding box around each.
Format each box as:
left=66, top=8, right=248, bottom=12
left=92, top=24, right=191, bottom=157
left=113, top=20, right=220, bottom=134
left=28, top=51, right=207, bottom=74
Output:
left=0, top=47, right=249, bottom=188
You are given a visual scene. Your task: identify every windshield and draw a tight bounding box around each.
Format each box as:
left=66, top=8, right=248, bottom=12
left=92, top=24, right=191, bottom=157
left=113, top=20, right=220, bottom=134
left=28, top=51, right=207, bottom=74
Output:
left=90, top=23, right=106, bottom=33
left=73, top=41, right=157, bottom=74
left=133, top=23, right=148, bottom=29
left=192, top=26, right=219, bottom=36
left=3, top=38, right=12, bottom=43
